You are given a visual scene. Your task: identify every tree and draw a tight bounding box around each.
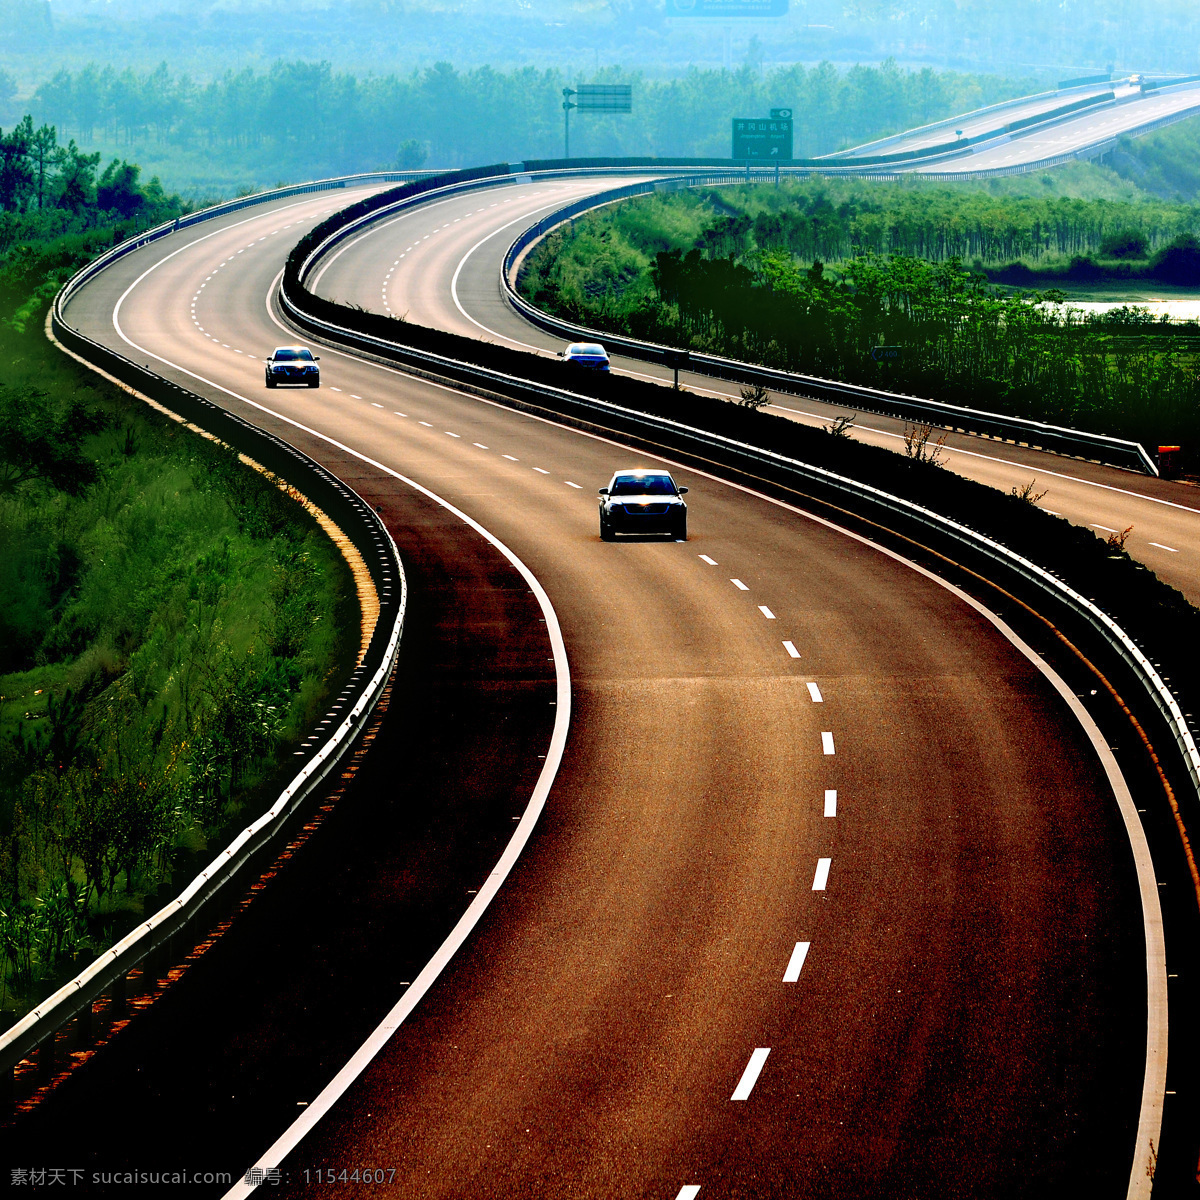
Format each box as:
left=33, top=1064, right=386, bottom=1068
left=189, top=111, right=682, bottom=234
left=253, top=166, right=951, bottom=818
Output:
left=96, top=158, right=146, bottom=219
left=27, top=120, right=56, bottom=209
left=0, top=118, right=33, bottom=211
left=53, top=139, right=99, bottom=213
left=0, top=388, right=106, bottom=497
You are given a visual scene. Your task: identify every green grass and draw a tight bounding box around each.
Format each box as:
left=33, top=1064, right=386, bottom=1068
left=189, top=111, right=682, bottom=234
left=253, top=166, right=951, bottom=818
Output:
left=0, top=322, right=358, bottom=1022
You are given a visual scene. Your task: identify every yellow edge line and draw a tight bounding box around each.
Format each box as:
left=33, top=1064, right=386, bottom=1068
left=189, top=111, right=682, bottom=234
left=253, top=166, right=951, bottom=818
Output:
left=45, top=312, right=378, bottom=663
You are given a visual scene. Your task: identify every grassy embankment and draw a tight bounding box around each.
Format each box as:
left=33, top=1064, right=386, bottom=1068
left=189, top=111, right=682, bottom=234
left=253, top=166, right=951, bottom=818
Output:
left=518, top=169, right=1200, bottom=456
left=0, top=133, right=358, bottom=1026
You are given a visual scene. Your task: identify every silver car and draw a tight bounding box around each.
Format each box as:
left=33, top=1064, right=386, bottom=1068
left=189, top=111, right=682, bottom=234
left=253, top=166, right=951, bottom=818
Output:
left=599, top=469, right=688, bottom=541
left=265, top=346, right=320, bottom=388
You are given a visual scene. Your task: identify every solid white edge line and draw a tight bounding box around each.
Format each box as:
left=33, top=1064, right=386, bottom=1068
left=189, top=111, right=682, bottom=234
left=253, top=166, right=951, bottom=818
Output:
left=106, top=256, right=572, bottom=1200
left=783, top=941, right=810, bottom=983
left=110, top=204, right=1162, bottom=1198
left=730, top=1048, right=771, bottom=1100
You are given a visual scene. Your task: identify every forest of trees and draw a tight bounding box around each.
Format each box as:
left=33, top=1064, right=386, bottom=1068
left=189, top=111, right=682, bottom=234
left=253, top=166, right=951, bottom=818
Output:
left=23, top=58, right=1026, bottom=180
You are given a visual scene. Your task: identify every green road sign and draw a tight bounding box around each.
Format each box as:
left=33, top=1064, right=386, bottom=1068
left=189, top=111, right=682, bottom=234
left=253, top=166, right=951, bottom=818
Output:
left=732, top=117, right=793, bottom=160
left=574, top=85, right=632, bottom=112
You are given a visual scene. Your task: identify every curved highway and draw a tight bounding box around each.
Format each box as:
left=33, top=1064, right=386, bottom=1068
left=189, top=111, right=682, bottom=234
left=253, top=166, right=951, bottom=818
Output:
left=314, top=176, right=1200, bottom=606
left=825, top=80, right=1121, bottom=159
left=921, top=82, right=1200, bottom=175
left=8, top=177, right=1161, bottom=1197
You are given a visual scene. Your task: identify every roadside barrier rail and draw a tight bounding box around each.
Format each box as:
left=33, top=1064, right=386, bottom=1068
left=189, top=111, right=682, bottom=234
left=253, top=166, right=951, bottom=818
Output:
left=497, top=184, right=1160, bottom=476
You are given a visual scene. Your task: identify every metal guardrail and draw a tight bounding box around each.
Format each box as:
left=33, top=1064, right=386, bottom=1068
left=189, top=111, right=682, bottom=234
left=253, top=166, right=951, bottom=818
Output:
left=497, top=186, right=1160, bottom=476
left=279, top=256, right=1200, bottom=824
left=1, top=189, right=410, bottom=1091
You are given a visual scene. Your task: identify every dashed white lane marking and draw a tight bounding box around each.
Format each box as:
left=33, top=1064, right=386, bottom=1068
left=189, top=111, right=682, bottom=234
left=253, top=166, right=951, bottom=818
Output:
left=699, top=554, right=717, bottom=565
left=806, top=682, right=824, bottom=702
left=502, top=454, right=519, bottom=461
left=329, top=387, right=342, bottom=392
left=1150, top=542, right=1179, bottom=552
left=393, top=411, right=407, bottom=417
left=1090, top=523, right=1118, bottom=533
left=824, top=789, right=837, bottom=817
left=758, top=605, right=776, bottom=619
left=821, top=731, right=835, bottom=755
left=731, top=1048, right=771, bottom=1101
left=731, top=578, right=749, bottom=591
left=675, top=1189, right=701, bottom=1200
left=446, top=431, right=461, bottom=437
left=812, top=858, right=831, bottom=890
left=565, top=481, right=583, bottom=488
left=351, top=394, right=362, bottom=399
left=783, top=942, right=811, bottom=982
left=533, top=467, right=550, bottom=474
left=419, top=421, right=433, bottom=427
left=783, top=641, right=800, bottom=658
left=473, top=442, right=489, bottom=449
left=371, top=403, right=383, bottom=409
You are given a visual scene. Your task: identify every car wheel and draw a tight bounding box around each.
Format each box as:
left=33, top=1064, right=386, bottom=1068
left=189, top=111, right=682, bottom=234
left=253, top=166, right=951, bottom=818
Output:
left=308, top=379, right=320, bottom=388
left=265, top=377, right=276, bottom=388
left=673, top=517, right=687, bottom=541
left=600, top=517, right=615, bottom=542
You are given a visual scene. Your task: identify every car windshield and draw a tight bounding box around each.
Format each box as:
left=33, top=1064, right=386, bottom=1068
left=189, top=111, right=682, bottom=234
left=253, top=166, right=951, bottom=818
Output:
left=610, top=474, right=676, bottom=496
left=569, top=344, right=605, bottom=357
left=273, top=348, right=312, bottom=361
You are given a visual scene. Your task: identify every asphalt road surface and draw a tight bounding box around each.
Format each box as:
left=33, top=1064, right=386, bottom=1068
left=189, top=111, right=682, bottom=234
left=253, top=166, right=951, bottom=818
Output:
left=824, top=81, right=1119, bottom=158
left=9, top=180, right=1156, bottom=1198
left=921, top=83, right=1200, bottom=175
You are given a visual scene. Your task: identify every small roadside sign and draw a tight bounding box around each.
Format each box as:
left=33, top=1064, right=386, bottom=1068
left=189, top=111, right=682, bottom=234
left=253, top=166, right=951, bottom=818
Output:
left=871, top=345, right=903, bottom=363
left=732, top=117, right=793, bottom=160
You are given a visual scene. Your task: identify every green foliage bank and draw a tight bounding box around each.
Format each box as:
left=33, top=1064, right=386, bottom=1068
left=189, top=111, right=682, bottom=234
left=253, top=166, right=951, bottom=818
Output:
left=0, top=151, right=357, bottom=1024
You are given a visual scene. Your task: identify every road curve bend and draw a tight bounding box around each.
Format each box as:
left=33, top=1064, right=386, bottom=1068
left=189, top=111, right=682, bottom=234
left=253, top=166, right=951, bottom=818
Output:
left=14, top=176, right=1165, bottom=1200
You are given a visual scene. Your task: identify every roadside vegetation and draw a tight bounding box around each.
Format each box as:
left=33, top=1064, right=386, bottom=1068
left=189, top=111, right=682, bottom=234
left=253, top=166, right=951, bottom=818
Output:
left=518, top=177, right=1200, bottom=454
left=0, top=131, right=357, bottom=1025
left=14, top=59, right=1028, bottom=194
